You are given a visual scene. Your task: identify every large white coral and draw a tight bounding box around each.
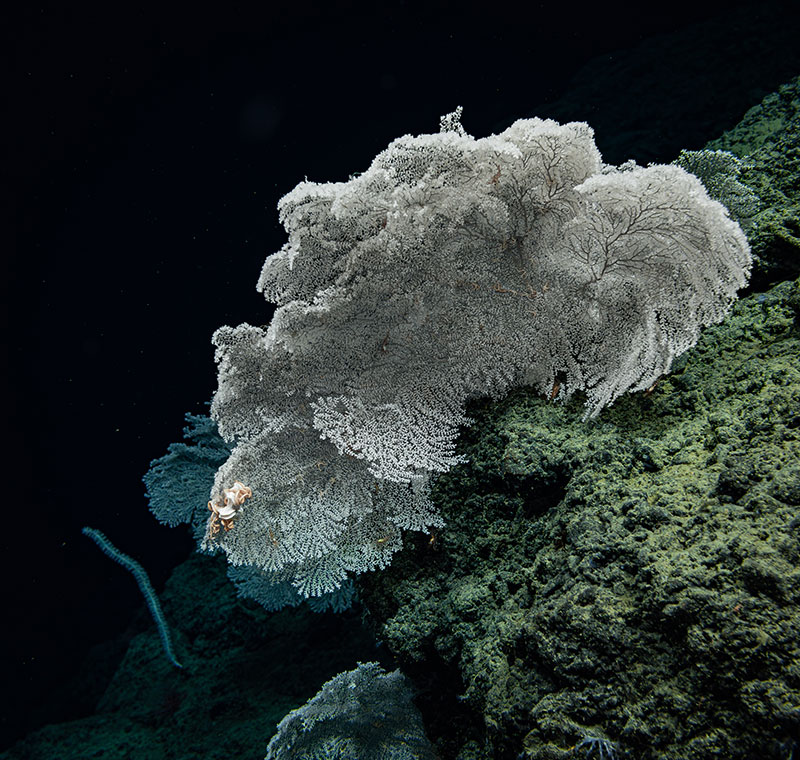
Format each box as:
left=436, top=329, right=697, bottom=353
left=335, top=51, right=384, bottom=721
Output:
left=207, top=111, right=751, bottom=595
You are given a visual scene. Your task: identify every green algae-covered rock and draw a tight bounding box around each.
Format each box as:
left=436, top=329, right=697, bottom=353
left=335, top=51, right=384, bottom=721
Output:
left=708, top=76, right=800, bottom=285
left=359, top=278, right=800, bottom=759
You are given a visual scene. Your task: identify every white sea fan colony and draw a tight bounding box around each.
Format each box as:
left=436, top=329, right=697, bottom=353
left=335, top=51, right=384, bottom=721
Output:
left=265, top=662, right=437, bottom=760
left=204, top=109, right=751, bottom=596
